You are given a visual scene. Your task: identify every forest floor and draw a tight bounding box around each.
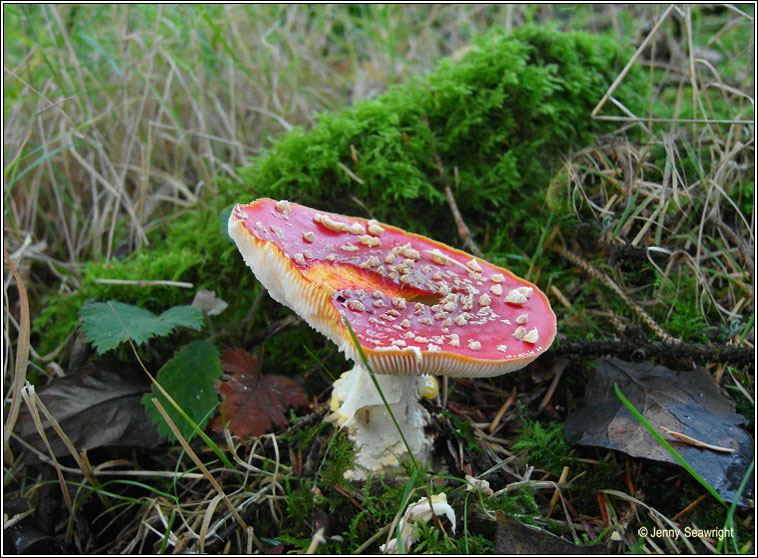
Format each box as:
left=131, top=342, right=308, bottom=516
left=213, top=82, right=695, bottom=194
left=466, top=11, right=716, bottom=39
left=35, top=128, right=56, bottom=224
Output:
left=3, top=4, right=754, bottom=554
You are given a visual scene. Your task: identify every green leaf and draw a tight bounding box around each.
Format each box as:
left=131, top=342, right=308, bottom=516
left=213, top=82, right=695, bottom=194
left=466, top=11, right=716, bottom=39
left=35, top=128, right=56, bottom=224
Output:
left=156, top=305, right=205, bottom=331
left=143, top=339, right=222, bottom=441
left=79, top=301, right=203, bottom=354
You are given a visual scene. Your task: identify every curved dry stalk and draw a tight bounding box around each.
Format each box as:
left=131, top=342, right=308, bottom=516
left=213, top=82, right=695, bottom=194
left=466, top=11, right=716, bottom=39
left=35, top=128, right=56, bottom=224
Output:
left=554, top=243, right=680, bottom=344
left=3, top=249, right=30, bottom=464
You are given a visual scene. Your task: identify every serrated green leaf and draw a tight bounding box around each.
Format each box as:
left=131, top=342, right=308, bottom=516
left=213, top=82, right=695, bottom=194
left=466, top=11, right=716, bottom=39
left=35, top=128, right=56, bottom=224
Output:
left=143, top=339, right=222, bottom=442
left=156, top=305, right=205, bottom=331
left=78, top=301, right=203, bottom=354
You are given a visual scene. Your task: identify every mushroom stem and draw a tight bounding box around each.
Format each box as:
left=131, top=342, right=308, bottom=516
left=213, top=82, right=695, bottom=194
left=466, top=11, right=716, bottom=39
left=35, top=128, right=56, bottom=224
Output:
left=327, top=364, right=437, bottom=480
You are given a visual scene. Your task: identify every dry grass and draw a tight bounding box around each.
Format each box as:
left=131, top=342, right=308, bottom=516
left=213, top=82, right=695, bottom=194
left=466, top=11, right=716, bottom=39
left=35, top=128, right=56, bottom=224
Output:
left=560, top=4, right=753, bottom=343
left=3, top=4, right=754, bottom=555
left=5, top=5, right=536, bottom=264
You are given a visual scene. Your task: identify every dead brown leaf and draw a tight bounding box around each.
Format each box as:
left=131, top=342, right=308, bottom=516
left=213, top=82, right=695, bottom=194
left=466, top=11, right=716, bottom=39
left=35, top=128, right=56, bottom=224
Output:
left=16, top=361, right=162, bottom=458
left=212, top=349, right=308, bottom=438
left=565, top=358, right=754, bottom=507
left=493, top=511, right=607, bottom=554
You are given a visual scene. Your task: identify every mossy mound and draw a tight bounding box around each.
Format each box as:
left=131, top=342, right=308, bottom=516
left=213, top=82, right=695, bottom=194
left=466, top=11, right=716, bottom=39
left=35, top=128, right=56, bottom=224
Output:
left=37, top=26, right=643, bottom=359
left=233, top=25, right=643, bottom=246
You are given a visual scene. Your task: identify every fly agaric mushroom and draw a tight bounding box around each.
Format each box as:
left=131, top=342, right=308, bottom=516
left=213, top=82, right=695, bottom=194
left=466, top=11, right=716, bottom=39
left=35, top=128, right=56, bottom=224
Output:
left=228, top=198, right=556, bottom=479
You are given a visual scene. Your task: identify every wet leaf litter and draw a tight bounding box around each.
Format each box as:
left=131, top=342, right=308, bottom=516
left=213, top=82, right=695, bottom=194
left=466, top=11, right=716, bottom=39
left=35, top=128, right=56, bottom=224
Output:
left=565, top=358, right=754, bottom=507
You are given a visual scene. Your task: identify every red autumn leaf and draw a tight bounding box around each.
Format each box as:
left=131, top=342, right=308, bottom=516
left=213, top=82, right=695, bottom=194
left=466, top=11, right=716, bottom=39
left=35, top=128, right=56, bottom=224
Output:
left=212, top=349, right=308, bottom=438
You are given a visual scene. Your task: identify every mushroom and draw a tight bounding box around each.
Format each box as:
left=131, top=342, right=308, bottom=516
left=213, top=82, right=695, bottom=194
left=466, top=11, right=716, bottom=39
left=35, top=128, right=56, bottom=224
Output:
left=228, top=198, right=556, bottom=479
left=380, top=492, right=456, bottom=553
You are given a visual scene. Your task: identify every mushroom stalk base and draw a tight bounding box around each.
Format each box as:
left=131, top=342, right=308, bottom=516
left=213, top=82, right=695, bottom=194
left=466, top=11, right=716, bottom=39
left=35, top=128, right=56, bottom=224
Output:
left=327, top=365, right=435, bottom=480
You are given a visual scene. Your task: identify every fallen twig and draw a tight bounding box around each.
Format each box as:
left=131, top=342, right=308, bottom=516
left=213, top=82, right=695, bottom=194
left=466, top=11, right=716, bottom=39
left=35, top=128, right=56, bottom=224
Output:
left=444, top=183, right=484, bottom=258
left=94, top=278, right=194, bottom=288
left=550, top=337, right=753, bottom=367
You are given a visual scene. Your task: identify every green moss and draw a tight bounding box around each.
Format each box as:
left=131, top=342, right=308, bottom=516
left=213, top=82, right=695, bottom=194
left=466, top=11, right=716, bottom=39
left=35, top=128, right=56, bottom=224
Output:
left=411, top=520, right=462, bottom=553
left=36, top=248, right=201, bottom=350
left=34, top=201, right=258, bottom=356
left=281, top=416, right=332, bottom=450
left=441, top=409, right=482, bottom=454
left=651, top=269, right=711, bottom=342
left=490, top=488, right=540, bottom=519
left=512, top=420, right=575, bottom=476
left=691, top=499, right=754, bottom=552
left=239, top=26, right=642, bottom=253
left=283, top=478, right=315, bottom=529
left=730, top=180, right=754, bottom=221
left=317, top=431, right=358, bottom=488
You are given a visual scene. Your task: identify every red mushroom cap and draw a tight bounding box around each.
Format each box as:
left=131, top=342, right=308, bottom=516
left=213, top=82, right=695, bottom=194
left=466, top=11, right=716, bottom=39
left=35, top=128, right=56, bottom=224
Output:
left=229, top=198, right=556, bottom=377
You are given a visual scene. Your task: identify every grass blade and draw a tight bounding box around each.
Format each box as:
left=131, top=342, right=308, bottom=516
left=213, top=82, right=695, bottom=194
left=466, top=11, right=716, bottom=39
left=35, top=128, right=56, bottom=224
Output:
left=717, top=459, right=754, bottom=554
left=613, top=383, right=727, bottom=507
